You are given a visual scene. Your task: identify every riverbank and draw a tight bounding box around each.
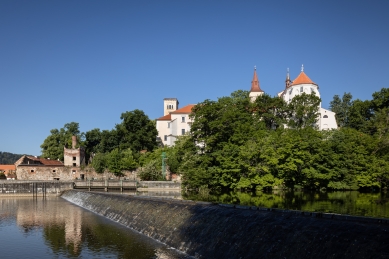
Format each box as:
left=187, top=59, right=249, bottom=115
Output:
left=61, top=190, right=389, bottom=259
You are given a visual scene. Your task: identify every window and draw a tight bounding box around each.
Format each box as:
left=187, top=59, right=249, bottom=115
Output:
left=311, top=87, right=314, bottom=93
left=30, top=170, right=34, bottom=173
left=323, top=115, right=328, bottom=118
left=164, top=135, right=167, bottom=141
left=167, top=122, right=170, bottom=128
left=73, top=163, right=76, bottom=166
left=181, top=129, right=185, bottom=135
left=300, top=86, right=303, bottom=92
left=53, top=170, right=56, bottom=173
left=73, top=156, right=76, bottom=161
left=72, top=170, right=76, bottom=174
left=289, top=89, right=293, bottom=95
left=182, top=116, right=185, bottom=122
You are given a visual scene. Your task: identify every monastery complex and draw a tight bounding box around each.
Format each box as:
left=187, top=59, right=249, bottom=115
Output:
left=156, top=66, right=338, bottom=147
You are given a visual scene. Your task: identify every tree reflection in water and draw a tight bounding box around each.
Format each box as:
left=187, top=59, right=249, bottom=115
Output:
left=0, top=197, right=190, bottom=259
left=183, top=190, right=389, bottom=218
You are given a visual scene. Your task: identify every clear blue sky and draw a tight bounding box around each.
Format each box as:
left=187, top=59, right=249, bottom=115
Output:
left=1, top=1, right=388, bottom=156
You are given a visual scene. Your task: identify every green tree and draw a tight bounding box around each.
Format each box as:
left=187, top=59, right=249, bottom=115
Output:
left=91, top=152, right=107, bottom=174
left=287, top=93, right=321, bottom=129
left=116, top=110, right=158, bottom=153
left=40, top=122, right=84, bottom=161
left=252, top=94, right=288, bottom=130
left=330, top=92, right=353, bottom=127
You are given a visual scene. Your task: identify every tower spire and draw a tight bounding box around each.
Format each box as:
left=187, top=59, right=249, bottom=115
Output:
left=285, top=68, right=292, bottom=88
left=250, top=66, right=263, bottom=92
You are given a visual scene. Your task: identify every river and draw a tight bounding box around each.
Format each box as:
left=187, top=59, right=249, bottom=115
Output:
left=0, top=196, right=190, bottom=259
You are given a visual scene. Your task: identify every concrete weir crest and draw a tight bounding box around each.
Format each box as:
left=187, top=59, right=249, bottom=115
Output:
left=61, top=190, right=389, bottom=259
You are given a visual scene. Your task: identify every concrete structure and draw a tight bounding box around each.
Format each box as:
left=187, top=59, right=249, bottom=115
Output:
left=156, top=99, right=195, bottom=147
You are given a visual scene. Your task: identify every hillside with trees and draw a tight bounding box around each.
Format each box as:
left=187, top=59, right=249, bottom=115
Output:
left=0, top=152, right=25, bottom=164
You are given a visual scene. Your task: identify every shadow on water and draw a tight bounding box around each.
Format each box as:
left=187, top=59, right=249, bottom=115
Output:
left=183, top=189, right=389, bottom=218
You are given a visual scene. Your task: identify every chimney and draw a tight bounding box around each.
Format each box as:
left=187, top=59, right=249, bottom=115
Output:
left=72, top=136, right=77, bottom=149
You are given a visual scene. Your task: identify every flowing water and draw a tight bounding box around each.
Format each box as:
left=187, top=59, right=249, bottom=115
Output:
left=0, top=197, right=190, bottom=259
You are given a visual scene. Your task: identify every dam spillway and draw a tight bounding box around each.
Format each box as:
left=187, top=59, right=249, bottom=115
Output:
left=61, top=190, right=389, bottom=259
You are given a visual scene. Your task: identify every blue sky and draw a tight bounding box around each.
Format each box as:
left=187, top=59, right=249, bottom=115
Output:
left=1, top=1, right=388, bottom=156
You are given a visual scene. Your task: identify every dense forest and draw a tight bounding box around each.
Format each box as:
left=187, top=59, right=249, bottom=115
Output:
left=0, top=152, right=24, bottom=164
left=40, top=88, right=389, bottom=191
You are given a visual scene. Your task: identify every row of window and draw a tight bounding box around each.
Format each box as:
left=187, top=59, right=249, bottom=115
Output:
left=289, top=87, right=316, bottom=95
left=167, top=104, right=175, bottom=109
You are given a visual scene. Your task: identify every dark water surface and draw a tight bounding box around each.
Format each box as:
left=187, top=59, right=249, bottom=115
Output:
left=183, top=190, right=389, bottom=218
left=0, top=197, right=190, bottom=259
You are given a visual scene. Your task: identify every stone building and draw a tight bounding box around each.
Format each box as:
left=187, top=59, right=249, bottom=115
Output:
left=15, top=155, right=67, bottom=180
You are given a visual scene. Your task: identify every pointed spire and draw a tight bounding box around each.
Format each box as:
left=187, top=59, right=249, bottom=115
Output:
left=250, top=66, right=264, bottom=92
left=285, top=68, right=292, bottom=88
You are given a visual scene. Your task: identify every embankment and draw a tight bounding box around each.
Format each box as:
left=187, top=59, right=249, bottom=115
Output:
left=61, top=190, right=389, bottom=259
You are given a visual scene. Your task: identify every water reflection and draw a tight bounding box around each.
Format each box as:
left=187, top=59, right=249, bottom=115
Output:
left=0, top=197, right=190, bottom=259
left=183, top=190, right=389, bottom=218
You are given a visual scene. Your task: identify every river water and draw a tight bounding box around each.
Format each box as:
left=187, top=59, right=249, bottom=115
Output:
left=0, top=197, right=190, bottom=259
left=183, top=190, right=389, bottom=218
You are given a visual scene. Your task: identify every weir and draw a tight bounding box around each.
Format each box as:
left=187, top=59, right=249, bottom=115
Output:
left=61, top=190, right=389, bottom=259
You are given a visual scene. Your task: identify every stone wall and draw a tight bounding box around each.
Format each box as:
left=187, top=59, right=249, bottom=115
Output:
left=62, top=190, right=389, bottom=259
left=16, top=166, right=129, bottom=181
left=1, top=181, right=74, bottom=196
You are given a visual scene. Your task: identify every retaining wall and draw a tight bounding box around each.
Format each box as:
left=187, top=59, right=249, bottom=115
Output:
left=0, top=181, right=74, bottom=196
left=61, top=190, right=389, bottom=259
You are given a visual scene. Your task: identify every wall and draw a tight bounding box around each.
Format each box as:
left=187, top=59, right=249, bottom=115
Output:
left=62, top=190, right=389, bottom=259
left=16, top=166, right=129, bottom=181
left=0, top=181, right=74, bottom=196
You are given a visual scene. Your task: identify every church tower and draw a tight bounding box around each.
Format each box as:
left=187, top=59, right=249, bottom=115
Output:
left=249, top=66, right=264, bottom=102
left=163, top=98, right=179, bottom=116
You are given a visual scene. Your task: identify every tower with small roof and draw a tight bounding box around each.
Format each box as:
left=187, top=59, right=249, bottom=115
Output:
left=249, top=66, right=264, bottom=102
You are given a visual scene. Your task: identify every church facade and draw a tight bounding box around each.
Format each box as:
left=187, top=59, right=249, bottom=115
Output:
left=250, top=65, right=337, bottom=130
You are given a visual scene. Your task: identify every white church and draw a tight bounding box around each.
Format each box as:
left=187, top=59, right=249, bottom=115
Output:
left=157, top=66, right=337, bottom=146
left=249, top=65, right=337, bottom=130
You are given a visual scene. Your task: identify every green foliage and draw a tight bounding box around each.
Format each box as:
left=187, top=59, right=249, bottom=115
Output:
left=40, top=122, right=84, bottom=161
left=91, top=153, right=107, bottom=174
left=138, top=159, right=164, bottom=181
left=330, top=92, right=352, bottom=127
left=116, top=109, right=158, bottom=152
left=287, top=93, right=321, bottom=129
left=0, top=151, right=24, bottom=164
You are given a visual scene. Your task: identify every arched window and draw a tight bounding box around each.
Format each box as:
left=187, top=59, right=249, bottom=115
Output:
left=323, top=115, right=328, bottom=118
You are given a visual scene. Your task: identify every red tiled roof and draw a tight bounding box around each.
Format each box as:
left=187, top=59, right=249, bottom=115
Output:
left=40, top=159, right=63, bottom=166
left=291, top=71, right=316, bottom=86
left=156, top=114, right=172, bottom=121
left=0, top=165, right=16, bottom=171
left=22, top=155, right=63, bottom=166
left=170, top=104, right=195, bottom=114
left=250, top=68, right=264, bottom=92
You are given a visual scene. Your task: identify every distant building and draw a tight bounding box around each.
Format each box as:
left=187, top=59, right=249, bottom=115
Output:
left=156, top=98, right=195, bottom=147
left=0, top=164, right=16, bottom=180
left=15, top=155, right=65, bottom=180
left=250, top=65, right=337, bottom=130
left=15, top=136, right=87, bottom=180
